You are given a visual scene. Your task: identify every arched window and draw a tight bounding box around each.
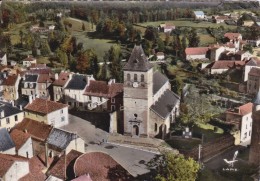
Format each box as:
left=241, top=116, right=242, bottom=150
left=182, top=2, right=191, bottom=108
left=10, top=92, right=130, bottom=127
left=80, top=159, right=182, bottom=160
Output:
left=127, top=74, right=130, bottom=81
left=154, top=123, right=158, bottom=132
left=141, top=74, right=144, bottom=82
left=134, top=74, right=137, bottom=82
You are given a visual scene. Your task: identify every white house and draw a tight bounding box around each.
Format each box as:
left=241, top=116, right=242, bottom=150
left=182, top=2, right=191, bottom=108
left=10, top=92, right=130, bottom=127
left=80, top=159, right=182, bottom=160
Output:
left=10, top=129, right=33, bottom=158
left=0, top=52, right=7, bottom=65
left=22, top=55, right=37, bottom=67
left=156, top=52, right=165, bottom=60
left=226, top=102, right=253, bottom=146
left=244, top=57, right=260, bottom=81
left=24, top=98, right=69, bottom=128
left=0, top=154, right=29, bottom=181
left=185, top=47, right=209, bottom=61
left=194, top=11, right=205, bottom=19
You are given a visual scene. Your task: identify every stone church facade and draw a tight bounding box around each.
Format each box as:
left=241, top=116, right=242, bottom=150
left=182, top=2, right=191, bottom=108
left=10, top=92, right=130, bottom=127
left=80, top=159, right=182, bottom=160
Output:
left=249, top=91, right=260, bottom=166
left=123, top=45, right=180, bottom=139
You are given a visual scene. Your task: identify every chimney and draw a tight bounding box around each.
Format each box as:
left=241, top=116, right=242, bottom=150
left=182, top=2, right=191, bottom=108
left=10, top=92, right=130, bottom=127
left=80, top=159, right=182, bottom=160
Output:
left=108, top=79, right=115, bottom=85
left=11, top=101, right=14, bottom=107
left=19, top=105, right=23, bottom=110
left=24, top=129, right=28, bottom=133
left=29, top=95, right=33, bottom=104
left=45, top=142, right=49, bottom=168
left=0, top=110, right=4, bottom=118
left=55, top=73, right=58, bottom=80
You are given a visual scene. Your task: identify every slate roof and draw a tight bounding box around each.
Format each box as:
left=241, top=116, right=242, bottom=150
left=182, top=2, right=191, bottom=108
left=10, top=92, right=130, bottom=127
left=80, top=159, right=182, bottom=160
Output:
left=0, top=101, right=23, bottom=118
left=14, top=118, right=53, bottom=141
left=10, top=129, right=31, bottom=150
left=248, top=67, right=260, bottom=77
left=2, top=74, right=18, bottom=86
left=53, top=72, right=70, bottom=86
left=123, top=45, right=153, bottom=72
left=24, top=98, right=68, bottom=115
left=153, top=71, right=168, bottom=95
left=0, top=128, right=15, bottom=152
left=23, top=74, right=38, bottom=82
left=194, top=11, right=204, bottom=16
left=14, top=95, right=29, bottom=109
left=246, top=57, right=260, bottom=66
left=47, top=128, right=78, bottom=150
left=65, top=74, right=88, bottom=90
left=0, top=51, right=6, bottom=58
left=254, top=91, right=260, bottom=105
left=74, top=152, right=133, bottom=181
left=150, top=90, right=180, bottom=119
left=47, top=150, right=83, bottom=180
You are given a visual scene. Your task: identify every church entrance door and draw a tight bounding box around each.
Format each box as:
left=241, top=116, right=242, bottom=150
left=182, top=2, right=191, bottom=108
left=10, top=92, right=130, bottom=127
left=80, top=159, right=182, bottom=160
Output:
left=133, top=125, right=139, bottom=136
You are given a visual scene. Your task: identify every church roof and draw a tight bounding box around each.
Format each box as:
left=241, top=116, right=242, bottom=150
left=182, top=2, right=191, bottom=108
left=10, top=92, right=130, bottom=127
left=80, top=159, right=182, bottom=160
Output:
left=123, top=45, right=153, bottom=72
left=150, top=90, right=180, bottom=119
left=153, top=71, right=168, bottom=94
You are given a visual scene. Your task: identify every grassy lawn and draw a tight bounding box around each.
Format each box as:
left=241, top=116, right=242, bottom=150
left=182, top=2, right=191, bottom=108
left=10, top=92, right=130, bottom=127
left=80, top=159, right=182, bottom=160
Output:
left=37, top=56, right=50, bottom=64
left=199, top=34, right=216, bottom=46
left=192, top=125, right=224, bottom=143
left=64, top=17, right=95, bottom=32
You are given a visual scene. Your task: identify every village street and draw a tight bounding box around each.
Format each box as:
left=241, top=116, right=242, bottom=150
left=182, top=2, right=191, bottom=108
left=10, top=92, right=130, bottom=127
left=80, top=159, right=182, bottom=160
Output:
left=60, top=114, right=157, bottom=177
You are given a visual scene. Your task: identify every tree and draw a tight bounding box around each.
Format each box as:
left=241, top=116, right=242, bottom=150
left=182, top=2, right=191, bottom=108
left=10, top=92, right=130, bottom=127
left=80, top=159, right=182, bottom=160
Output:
left=243, top=44, right=253, bottom=53
left=144, top=26, right=158, bottom=42
left=181, top=35, right=187, bottom=58
left=40, top=40, right=51, bottom=56
left=56, top=48, right=68, bottom=68
left=147, top=152, right=200, bottom=181
left=109, top=45, right=122, bottom=82
left=19, top=30, right=24, bottom=47
left=187, top=28, right=200, bottom=47
left=99, top=52, right=109, bottom=80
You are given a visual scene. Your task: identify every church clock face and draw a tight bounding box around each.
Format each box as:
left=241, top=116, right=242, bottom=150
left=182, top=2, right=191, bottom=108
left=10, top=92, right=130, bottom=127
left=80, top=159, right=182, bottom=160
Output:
left=133, top=82, right=138, bottom=88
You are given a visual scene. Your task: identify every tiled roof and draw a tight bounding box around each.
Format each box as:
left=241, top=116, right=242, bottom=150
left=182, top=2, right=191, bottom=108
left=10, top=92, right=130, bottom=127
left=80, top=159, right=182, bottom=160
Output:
left=0, top=154, right=28, bottom=177
left=150, top=90, right=180, bottom=119
left=2, top=74, right=18, bottom=86
left=0, top=101, right=23, bottom=118
left=47, top=150, right=83, bottom=180
left=65, top=74, right=89, bottom=90
left=53, top=72, right=70, bottom=86
left=27, top=69, right=52, bottom=75
left=14, top=118, right=53, bottom=141
left=23, top=56, right=36, bottom=62
left=226, top=102, right=253, bottom=116
left=153, top=71, right=168, bottom=95
left=10, top=129, right=31, bottom=150
left=24, top=98, right=68, bottom=115
left=216, top=16, right=229, bottom=20
left=37, top=74, right=54, bottom=83
left=185, top=47, right=209, bottom=55
left=29, top=64, right=47, bottom=69
left=47, top=128, right=78, bottom=150
left=248, top=67, right=260, bottom=77
left=84, top=80, right=123, bottom=98
left=123, top=45, right=153, bottom=72
left=210, top=61, right=245, bottom=69
left=74, top=152, right=133, bottom=181
left=224, top=33, right=241, bottom=40
left=0, top=128, right=15, bottom=152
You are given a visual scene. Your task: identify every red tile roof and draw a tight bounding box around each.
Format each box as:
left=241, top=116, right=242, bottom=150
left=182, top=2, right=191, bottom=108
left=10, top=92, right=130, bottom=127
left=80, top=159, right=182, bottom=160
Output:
left=2, top=74, right=18, bottom=86
left=210, top=61, right=245, bottom=69
left=53, top=72, right=70, bottom=86
left=74, top=152, right=133, bottom=181
left=29, top=64, right=47, bottom=69
left=23, top=56, right=36, bottom=62
left=185, top=47, right=209, bottom=55
left=226, top=102, right=253, bottom=116
left=47, top=150, right=83, bottom=180
left=24, top=98, right=68, bottom=115
left=84, top=80, right=123, bottom=98
left=10, top=129, right=31, bottom=150
left=216, top=16, right=229, bottom=20
left=0, top=154, right=28, bottom=177
left=37, top=74, right=54, bottom=83
left=248, top=67, right=260, bottom=77
left=14, top=118, right=53, bottom=141
left=224, top=33, right=241, bottom=40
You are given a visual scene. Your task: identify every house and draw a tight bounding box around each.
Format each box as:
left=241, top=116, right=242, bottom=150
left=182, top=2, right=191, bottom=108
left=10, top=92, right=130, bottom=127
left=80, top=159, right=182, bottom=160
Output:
left=24, top=98, right=68, bottom=127
left=224, top=33, right=242, bottom=42
left=74, top=152, right=133, bottom=181
left=0, top=101, right=24, bottom=130
left=243, top=20, right=255, bottom=27
left=206, top=61, right=246, bottom=74
left=247, top=67, right=260, bottom=95
left=2, top=74, right=21, bottom=101
left=83, top=79, right=123, bottom=112
left=14, top=118, right=53, bottom=155
left=0, top=154, right=29, bottom=181
left=185, top=47, right=210, bottom=61
left=21, top=74, right=39, bottom=97
left=156, top=52, right=165, bottom=60
left=47, top=149, right=83, bottom=180
left=246, top=38, right=260, bottom=47
left=64, top=73, right=94, bottom=108
left=48, top=25, right=55, bottom=30
left=52, top=71, right=71, bottom=102
left=194, top=11, right=205, bottom=19
left=37, top=73, right=54, bottom=99
left=22, top=56, right=37, bottom=67
left=210, top=43, right=238, bottom=61
left=0, top=51, right=7, bottom=65
left=10, top=129, right=33, bottom=158
left=244, top=57, right=260, bottom=81
left=226, top=102, right=253, bottom=145
left=0, top=128, right=15, bottom=154
left=46, top=128, right=85, bottom=157
left=123, top=45, right=180, bottom=139
left=213, top=15, right=229, bottom=24
left=219, top=50, right=252, bottom=61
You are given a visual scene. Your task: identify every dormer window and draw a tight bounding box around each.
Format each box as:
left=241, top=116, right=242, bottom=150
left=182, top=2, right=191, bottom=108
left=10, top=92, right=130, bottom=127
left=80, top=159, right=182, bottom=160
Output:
left=30, top=83, right=33, bottom=88
left=24, top=83, right=28, bottom=88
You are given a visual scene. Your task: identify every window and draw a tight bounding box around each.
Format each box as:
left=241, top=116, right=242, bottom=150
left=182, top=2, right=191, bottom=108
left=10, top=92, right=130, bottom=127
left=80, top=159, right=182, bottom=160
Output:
left=249, top=131, right=251, bottom=136
left=15, top=115, right=18, bottom=122
left=134, top=74, right=137, bottom=82
left=89, top=96, right=92, bottom=101
left=127, top=74, right=130, bottom=81
left=6, top=118, right=10, bottom=124
left=141, top=74, right=144, bottom=82
left=111, top=98, right=115, bottom=103
left=111, top=105, right=115, bottom=111
left=61, top=116, right=65, bottom=122
left=61, top=109, right=63, bottom=114
left=154, top=123, right=158, bottom=132
left=79, top=103, right=83, bottom=107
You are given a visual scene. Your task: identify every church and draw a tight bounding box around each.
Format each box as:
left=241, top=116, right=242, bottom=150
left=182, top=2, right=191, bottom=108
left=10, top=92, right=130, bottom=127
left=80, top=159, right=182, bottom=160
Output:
left=122, top=45, right=180, bottom=139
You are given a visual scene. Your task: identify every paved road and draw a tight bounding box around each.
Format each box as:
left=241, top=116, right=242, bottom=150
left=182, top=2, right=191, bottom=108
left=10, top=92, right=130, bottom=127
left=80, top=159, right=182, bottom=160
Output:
left=60, top=114, right=157, bottom=177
